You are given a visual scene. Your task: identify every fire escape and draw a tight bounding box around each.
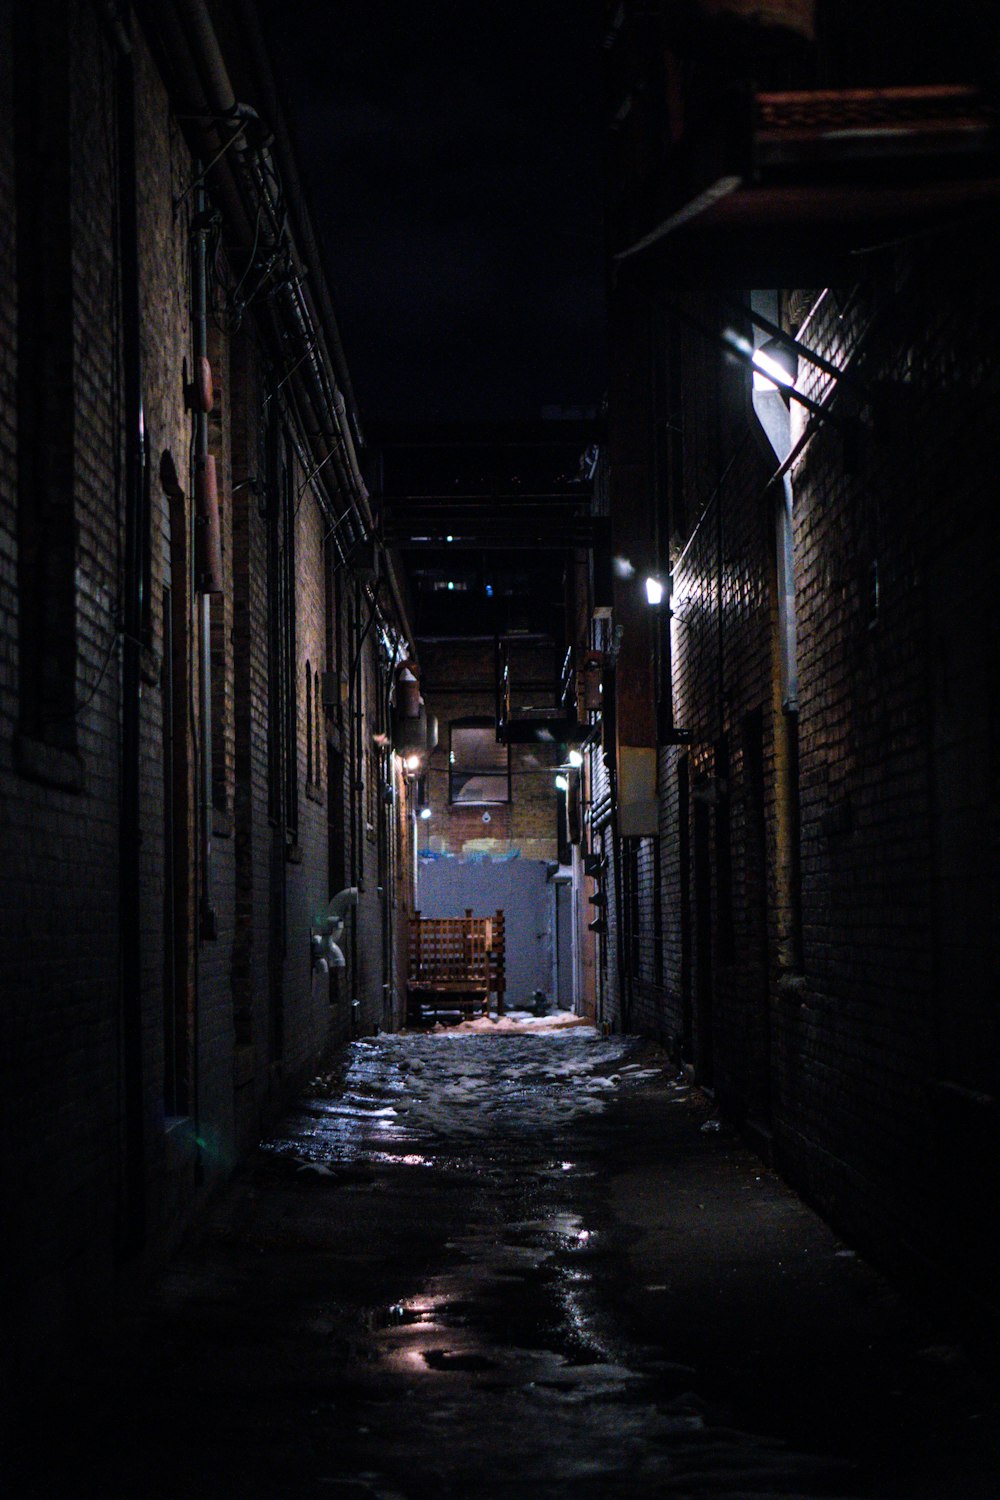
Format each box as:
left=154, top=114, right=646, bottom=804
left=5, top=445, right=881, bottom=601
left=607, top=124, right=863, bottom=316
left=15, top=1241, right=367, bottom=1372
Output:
left=378, top=421, right=605, bottom=749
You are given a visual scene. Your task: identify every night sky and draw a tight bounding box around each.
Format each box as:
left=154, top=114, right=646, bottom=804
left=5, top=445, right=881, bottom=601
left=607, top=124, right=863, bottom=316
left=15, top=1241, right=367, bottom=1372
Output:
left=257, top=1, right=608, bottom=425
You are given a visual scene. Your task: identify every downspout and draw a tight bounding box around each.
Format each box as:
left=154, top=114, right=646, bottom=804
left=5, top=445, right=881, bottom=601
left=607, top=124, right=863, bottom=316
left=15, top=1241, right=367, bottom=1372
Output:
left=191, top=179, right=219, bottom=941
left=350, top=581, right=382, bottom=873
left=161, top=0, right=419, bottom=658
left=379, top=660, right=394, bottom=1027
left=352, top=588, right=364, bottom=903
left=749, top=291, right=802, bottom=972
left=167, top=1, right=362, bottom=548
left=347, top=581, right=383, bottom=1019
left=350, top=592, right=359, bottom=1021
left=353, top=585, right=382, bottom=841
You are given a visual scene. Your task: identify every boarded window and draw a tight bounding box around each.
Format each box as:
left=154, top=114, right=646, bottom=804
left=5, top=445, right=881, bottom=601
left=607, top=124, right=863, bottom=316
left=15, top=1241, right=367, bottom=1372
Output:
left=449, top=721, right=509, bottom=805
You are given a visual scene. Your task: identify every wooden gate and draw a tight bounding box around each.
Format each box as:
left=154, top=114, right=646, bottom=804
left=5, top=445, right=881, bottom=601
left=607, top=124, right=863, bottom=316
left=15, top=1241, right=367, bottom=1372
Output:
left=407, top=908, right=506, bottom=1024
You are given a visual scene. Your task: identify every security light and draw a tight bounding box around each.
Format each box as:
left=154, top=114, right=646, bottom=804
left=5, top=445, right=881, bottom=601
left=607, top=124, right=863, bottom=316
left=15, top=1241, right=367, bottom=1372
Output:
left=752, top=338, right=798, bottom=391
left=568, top=749, right=583, bottom=769
left=644, top=576, right=665, bottom=606
left=403, top=753, right=421, bottom=772
left=419, top=806, right=432, bottom=820
left=554, top=774, right=569, bottom=792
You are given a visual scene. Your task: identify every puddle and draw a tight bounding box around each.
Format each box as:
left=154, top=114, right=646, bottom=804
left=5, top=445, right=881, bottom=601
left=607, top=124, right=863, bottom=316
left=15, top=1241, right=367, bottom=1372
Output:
left=422, top=1349, right=500, bottom=1373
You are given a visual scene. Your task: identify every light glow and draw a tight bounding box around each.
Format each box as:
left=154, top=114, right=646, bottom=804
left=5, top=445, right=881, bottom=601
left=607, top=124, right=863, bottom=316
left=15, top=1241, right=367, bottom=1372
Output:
left=419, top=806, right=432, bottom=820
left=568, top=749, right=583, bottom=769
left=752, top=346, right=796, bottom=391
left=403, top=753, right=422, bottom=772
left=644, top=576, right=664, bottom=606
left=554, top=774, right=569, bottom=792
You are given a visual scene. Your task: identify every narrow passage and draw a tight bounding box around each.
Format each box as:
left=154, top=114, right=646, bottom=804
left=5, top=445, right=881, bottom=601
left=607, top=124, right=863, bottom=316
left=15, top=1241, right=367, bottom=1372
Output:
left=17, top=1023, right=1000, bottom=1499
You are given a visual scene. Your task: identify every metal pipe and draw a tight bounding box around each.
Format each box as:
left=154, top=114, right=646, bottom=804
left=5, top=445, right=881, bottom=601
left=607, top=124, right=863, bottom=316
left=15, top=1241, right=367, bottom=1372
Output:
left=192, top=177, right=217, bottom=941
left=231, top=0, right=366, bottom=434
left=350, top=580, right=383, bottom=882
left=173, top=0, right=237, bottom=113
left=750, top=294, right=799, bottom=712
left=157, top=0, right=418, bottom=655
left=750, top=296, right=802, bottom=970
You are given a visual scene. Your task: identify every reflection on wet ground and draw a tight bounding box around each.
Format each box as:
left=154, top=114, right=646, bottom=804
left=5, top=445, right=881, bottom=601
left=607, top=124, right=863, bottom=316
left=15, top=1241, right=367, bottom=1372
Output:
left=15, top=1025, right=1000, bottom=1499
left=252, top=1029, right=764, bottom=1498
left=271, top=1027, right=631, bottom=1167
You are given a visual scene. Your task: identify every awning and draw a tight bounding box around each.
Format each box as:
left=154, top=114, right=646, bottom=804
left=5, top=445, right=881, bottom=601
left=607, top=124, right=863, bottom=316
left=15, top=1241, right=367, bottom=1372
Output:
left=616, top=85, right=1000, bottom=286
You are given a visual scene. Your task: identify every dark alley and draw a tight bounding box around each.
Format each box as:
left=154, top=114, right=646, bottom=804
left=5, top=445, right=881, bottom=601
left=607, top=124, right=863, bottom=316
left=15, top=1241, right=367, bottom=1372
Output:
left=3, top=2, right=1000, bottom=1495
left=12, top=1020, right=1000, bottom=1499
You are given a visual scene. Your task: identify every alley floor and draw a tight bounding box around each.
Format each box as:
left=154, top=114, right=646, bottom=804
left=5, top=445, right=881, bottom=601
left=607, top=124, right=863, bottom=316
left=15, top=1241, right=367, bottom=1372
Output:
left=11, top=1020, right=1000, bottom=1499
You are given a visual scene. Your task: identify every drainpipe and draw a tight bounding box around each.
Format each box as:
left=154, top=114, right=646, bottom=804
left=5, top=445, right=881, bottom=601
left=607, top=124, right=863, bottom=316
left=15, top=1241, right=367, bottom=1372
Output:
left=170, top=0, right=363, bottom=529
left=347, top=582, right=383, bottom=1022
left=749, top=292, right=802, bottom=972
left=191, top=179, right=219, bottom=940
left=150, top=0, right=419, bottom=659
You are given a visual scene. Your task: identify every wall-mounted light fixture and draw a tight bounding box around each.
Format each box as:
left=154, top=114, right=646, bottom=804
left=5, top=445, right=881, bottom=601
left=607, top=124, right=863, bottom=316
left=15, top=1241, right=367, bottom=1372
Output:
left=554, top=774, right=569, bottom=792
left=644, top=576, right=665, bottom=606
left=568, top=749, right=583, bottom=769
left=419, top=806, right=432, bottom=821
left=752, top=337, right=798, bottom=392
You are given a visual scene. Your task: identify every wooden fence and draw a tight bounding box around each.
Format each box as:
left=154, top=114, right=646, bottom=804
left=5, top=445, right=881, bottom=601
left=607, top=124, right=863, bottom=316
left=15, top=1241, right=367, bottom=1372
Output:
left=407, top=908, right=506, bottom=1023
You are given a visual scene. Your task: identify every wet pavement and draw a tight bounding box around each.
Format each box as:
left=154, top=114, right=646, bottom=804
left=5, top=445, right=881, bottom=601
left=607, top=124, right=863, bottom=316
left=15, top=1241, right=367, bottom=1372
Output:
left=11, top=1020, right=1000, bottom=1498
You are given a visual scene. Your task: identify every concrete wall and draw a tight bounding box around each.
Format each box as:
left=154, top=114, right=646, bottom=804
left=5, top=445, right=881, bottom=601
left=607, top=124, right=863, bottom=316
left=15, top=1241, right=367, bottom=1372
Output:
left=417, top=856, right=555, bottom=1011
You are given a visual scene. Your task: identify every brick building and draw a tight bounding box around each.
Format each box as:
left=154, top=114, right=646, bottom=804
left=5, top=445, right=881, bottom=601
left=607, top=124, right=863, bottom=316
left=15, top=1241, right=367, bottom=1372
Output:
left=587, top=0, right=1000, bottom=1331
left=4, top=0, right=1000, bottom=1399
left=0, top=0, right=418, bottom=1378
left=379, top=422, right=592, bottom=1012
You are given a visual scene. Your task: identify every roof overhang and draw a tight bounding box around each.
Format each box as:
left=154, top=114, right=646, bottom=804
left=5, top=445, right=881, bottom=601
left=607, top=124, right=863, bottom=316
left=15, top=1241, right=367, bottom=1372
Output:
left=616, top=85, right=1000, bottom=287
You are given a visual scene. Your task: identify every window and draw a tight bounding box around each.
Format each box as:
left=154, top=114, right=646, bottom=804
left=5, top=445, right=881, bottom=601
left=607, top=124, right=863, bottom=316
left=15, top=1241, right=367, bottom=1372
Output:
left=449, top=720, right=509, bottom=805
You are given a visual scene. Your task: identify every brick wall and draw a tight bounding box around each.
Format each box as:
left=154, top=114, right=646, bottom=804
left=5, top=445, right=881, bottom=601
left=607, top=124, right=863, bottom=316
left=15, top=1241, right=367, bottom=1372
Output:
left=0, top=0, right=414, bottom=1382
left=603, top=230, right=1000, bottom=1323
left=769, top=246, right=1000, bottom=1303
left=419, top=639, right=560, bottom=863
